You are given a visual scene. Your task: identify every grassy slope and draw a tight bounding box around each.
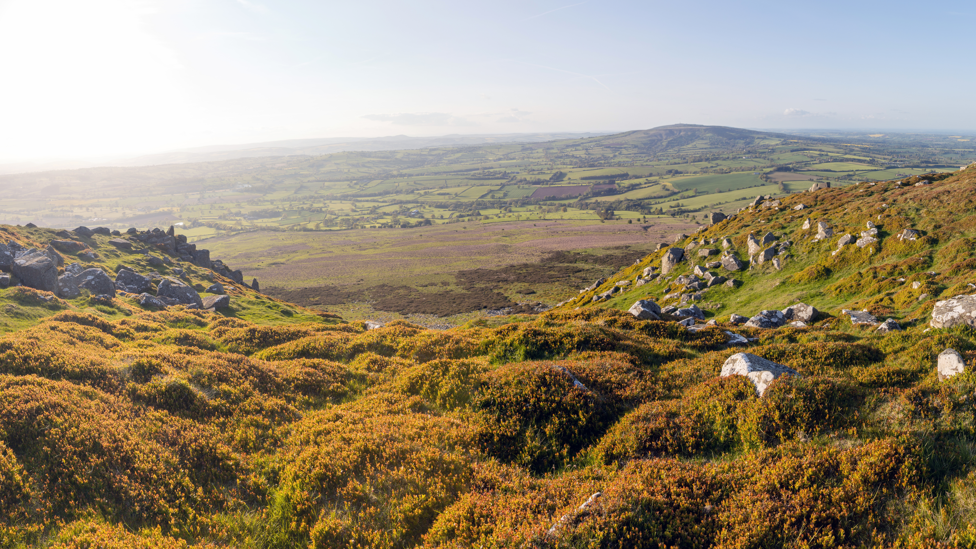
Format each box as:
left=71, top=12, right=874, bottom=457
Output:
left=4, top=170, right=976, bottom=546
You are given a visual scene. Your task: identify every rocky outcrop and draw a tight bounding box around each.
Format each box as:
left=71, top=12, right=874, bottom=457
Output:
left=729, top=314, right=748, bottom=325
left=108, top=239, right=133, bottom=250
left=116, top=270, right=152, bottom=294
left=11, top=249, right=58, bottom=293
left=709, top=212, right=727, bottom=224
left=720, top=353, right=800, bottom=397
left=59, top=268, right=115, bottom=299
left=876, top=319, right=902, bottom=333
left=661, top=248, right=684, bottom=275
left=938, top=349, right=966, bottom=381
left=674, top=304, right=705, bottom=320
left=50, top=240, right=88, bottom=254
left=841, top=309, right=879, bottom=325
left=747, top=234, right=761, bottom=256
left=0, top=242, right=14, bottom=272
left=721, top=254, right=745, bottom=272
left=628, top=300, right=661, bottom=320
left=206, top=282, right=225, bottom=294
left=931, top=295, right=976, bottom=329
left=782, top=303, right=818, bottom=323
left=202, top=295, right=231, bottom=309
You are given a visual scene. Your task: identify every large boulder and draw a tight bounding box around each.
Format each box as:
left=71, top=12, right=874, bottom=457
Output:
left=720, top=353, right=800, bottom=397
left=747, top=234, right=761, bottom=256
left=205, top=282, right=225, bottom=294
left=73, top=226, right=94, bottom=238
left=815, top=221, right=833, bottom=240
left=709, top=212, right=727, bottom=224
left=202, top=295, right=231, bottom=310
left=138, top=293, right=168, bottom=308
left=721, top=254, right=745, bottom=272
left=930, top=295, right=976, bottom=329
left=938, top=349, right=967, bottom=381
left=75, top=268, right=116, bottom=298
left=108, top=239, right=133, bottom=250
left=661, top=247, right=684, bottom=275
left=116, top=270, right=152, bottom=294
left=0, top=242, right=13, bottom=272
left=156, top=278, right=203, bottom=308
left=782, top=303, right=818, bottom=323
left=841, top=309, right=879, bottom=325
left=754, top=247, right=777, bottom=265
left=674, top=304, right=705, bottom=320
left=11, top=249, right=58, bottom=293
left=628, top=299, right=661, bottom=320
left=744, top=310, right=787, bottom=329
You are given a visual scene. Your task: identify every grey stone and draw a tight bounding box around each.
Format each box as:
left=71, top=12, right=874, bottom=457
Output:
left=710, top=212, right=727, bottom=224
left=661, top=247, right=684, bottom=275
left=78, top=251, right=98, bottom=262
left=938, top=349, right=966, bottom=381
left=116, top=270, right=152, bottom=294
left=841, top=309, right=879, bottom=325
left=729, top=314, right=748, bottom=325
left=65, top=262, right=85, bottom=276
left=678, top=318, right=696, bottom=327
left=0, top=242, right=13, bottom=272
left=725, top=278, right=740, bottom=289
left=782, top=303, right=818, bottom=323
left=898, top=229, right=920, bottom=242
left=138, top=293, right=168, bottom=308
left=698, top=248, right=718, bottom=258
left=721, top=238, right=733, bottom=250
left=674, top=304, right=705, bottom=320
left=156, top=278, right=203, bottom=308
left=725, top=331, right=749, bottom=345
left=75, top=268, right=115, bottom=298
left=755, top=247, right=777, bottom=265
left=747, top=233, right=761, bottom=256
left=788, top=321, right=807, bottom=328
left=720, top=353, right=800, bottom=397
left=0, top=274, right=9, bottom=289
left=721, top=254, right=745, bottom=272
left=202, top=294, right=231, bottom=309
left=760, top=232, right=776, bottom=246
left=251, top=278, right=260, bottom=292
left=73, top=226, right=94, bottom=238
left=802, top=218, right=811, bottom=230
left=92, top=227, right=111, bottom=236
left=745, top=310, right=787, bottom=329
left=206, top=282, right=225, bottom=294
left=772, top=257, right=782, bottom=271
left=815, top=221, right=833, bottom=240
left=693, top=265, right=707, bottom=277
left=45, top=245, right=64, bottom=268
left=57, top=274, right=81, bottom=299
left=856, top=236, right=878, bottom=248
left=673, top=234, right=688, bottom=244
left=931, top=295, right=976, bottom=329
left=707, top=275, right=727, bottom=287
left=793, top=204, right=806, bottom=210
left=11, top=249, right=58, bottom=293
left=876, top=319, right=902, bottom=333
left=628, top=300, right=661, bottom=320
left=837, top=234, right=855, bottom=248
left=109, top=239, right=133, bottom=250
left=706, top=261, right=722, bottom=269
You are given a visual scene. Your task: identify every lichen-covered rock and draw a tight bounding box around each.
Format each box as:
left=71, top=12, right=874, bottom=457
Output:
left=156, top=278, right=203, bottom=308
left=747, top=234, right=761, bottom=256
left=876, top=319, right=902, bottom=333
left=628, top=300, right=661, bottom=320
left=721, top=254, right=745, bottom=272
left=709, top=212, right=727, bottom=224
left=202, top=294, right=231, bottom=310
left=661, top=247, right=684, bottom=275
left=74, top=268, right=116, bottom=298
left=815, top=221, right=833, bottom=240
left=856, top=236, right=878, bottom=248
left=11, top=249, right=58, bottom=293
left=116, top=270, right=152, bottom=294
left=898, top=229, right=920, bottom=242
left=755, top=247, right=777, bottom=265
left=841, top=309, right=879, bottom=325
left=931, top=295, right=976, bottom=329
left=138, top=293, right=168, bottom=308
left=782, top=303, right=818, bottom=323
left=720, top=353, right=800, bottom=397
left=674, top=304, right=705, bottom=320
left=206, top=282, right=225, bottom=294
left=938, top=349, right=966, bottom=381
left=744, top=310, right=787, bottom=329
left=50, top=240, right=88, bottom=254
left=729, top=314, right=748, bottom=325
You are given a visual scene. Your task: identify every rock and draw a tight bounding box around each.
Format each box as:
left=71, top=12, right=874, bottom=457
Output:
left=706, top=261, right=722, bottom=269
left=720, top=353, right=800, bottom=397
left=111, top=230, right=121, bottom=236
left=744, top=310, right=787, bottom=329
left=794, top=204, right=806, bottom=210
left=661, top=248, right=684, bottom=275
left=772, top=257, right=782, bottom=271
left=898, top=229, right=920, bottom=242
left=725, top=331, right=749, bottom=345
left=721, top=238, right=733, bottom=250
left=729, top=314, right=748, bottom=325
left=938, top=349, right=966, bottom=381
left=0, top=243, right=13, bottom=272
left=782, top=303, right=818, bottom=323
left=707, top=275, right=727, bottom=287
left=57, top=274, right=81, bottom=299
left=138, top=293, right=168, bottom=308
left=73, top=226, right=94, bottom=238
left=673, top=234, right=688, bottom=244
left=837, top=234, right=855, bottom=248
left=693, top=265, right=707, bottom=277
left=115, top=270, right=152, bottom=294
left=856, top=236, right=878, bottom=248
left=931, top=295, right=976, bottom=329
left=860, top=228, right=878, bottom=238
left=78, top=251, right=98, bottom=262
left=0, top=274, right=9, bottom=289
left=45, top=245, right=64, bottom=268
left=724, top=278, right=740, bottom=289
left=75, top=268, right=116, bottom=298
left=815, top=221, right=833, bottom=240
left=747, top=234, right=761, bottom=256
left=698, top=248, right=718, bottom=258
left=678, top=318, right=696, bottom=327
left=127, top=228, right=139, bottom=235
left=841, top=309, right=879, bottom=325
left=202, top=294, right=231, bottom=309
left=674, top=304, right=705, bottom=320
left=50, top=240, right=88, bottom=254
left=876, top=319, right=902, bottom=333
left=11, top=249, right=58, bottom=293
left=147, top=255, right=164, bottom=267
left=251, top=278, right=260, bottom=292
left=802, top=218, right=811, bottom=230
left=866, top=221, right=876, bottom=229
left=628, top=300, right=661, bottom=320
left=109, top=239, right=133, bottom=250
left=760, top=232, right=776, bottom=246
left=915, top=180, right=931, bottom=186
left=156, top=278, right=203, bottom=308
left=755, top=247, right=777, bottom=265
left=582, top=278, right=605, bottom=292
left=721, top=254, right=745, bottom=272
left=655, top=243, right=667, bottom=251
left=206, top=282, right=225, bottom=294
left=710, top=212, right=727, bottom=224
left=788, top=321, right=807, bottom=328
left=616, top=280, right=631, bottom=287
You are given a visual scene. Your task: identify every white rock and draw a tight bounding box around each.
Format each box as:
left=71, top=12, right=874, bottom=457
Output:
left=720, top=353, right=800, bottom=397
left=938, top=349, right=966, bottom=381
left=628, top=299, right=661, bottom=320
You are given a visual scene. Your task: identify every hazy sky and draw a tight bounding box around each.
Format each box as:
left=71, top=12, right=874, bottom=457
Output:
left=1, top=0, right=973, bottom=161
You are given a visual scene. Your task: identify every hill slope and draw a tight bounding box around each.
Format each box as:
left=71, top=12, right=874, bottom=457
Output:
left=2, top=170, right=976, bottom=545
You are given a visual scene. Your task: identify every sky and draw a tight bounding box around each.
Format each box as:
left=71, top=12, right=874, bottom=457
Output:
left=0, top=0, right=974, bottom=162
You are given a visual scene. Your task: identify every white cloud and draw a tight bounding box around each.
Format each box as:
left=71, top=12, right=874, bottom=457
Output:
left=784, top=108, right=811, bottom=117
left=362, top=113, right=474, bottom=127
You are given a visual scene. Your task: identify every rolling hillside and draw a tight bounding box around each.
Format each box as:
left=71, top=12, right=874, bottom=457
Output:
left=1, top=169, right=976, bottom=546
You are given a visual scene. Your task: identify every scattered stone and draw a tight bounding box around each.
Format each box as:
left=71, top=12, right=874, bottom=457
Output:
left=92, top=227, right=111, bottom=236
left=202, top=294, right=231, bottom=309
left=0, top=274, right=9, bottom=289
left=78, top=251, right=98, bottom=262
left=641, top=267, right=655, bottom=277
left=707, top=275, right=727, bottom=287
left=721, top=254, right=745, bottom=272
left=673, top=234, right=688, bottom=244
left=938, top=349, right=966, bottom=380
left=856, top=236, right=878, bottom=248
left=897, top=229, right=920, bottom=242
left=74, top=268, right=116, bottom=298
left=11, top=249, right=58, bottom=293
left=721, top=238, right=733, bottom=250
left=915, top=180, right=931, bottom=186
left=745, top=310, right=787, bottom=329
left=698, top=248, right=718, bottom=258
left=206, top=282, right=225, bottom=294
left=755, top=247, right=777, bottom=265
left=802, top=218, right=812, bottom=230
left=724, top=278, right=740, bottom=289
left=73, top=226, right=94, bottom=238
left=50, top=240, right=87, bottom=254
left=794, top=204, right=806, bottom=210
left=116, top=270, right=152, bottom=294
left=815, top=221, right=833, bottom=240
left=931, top=295, right=976, bottom=329
left=747, top=234, right=761, bottom=256
left=861, top=227, right=878, bottom=238
left=706, top=261, right=722, bottom=269
left=760, top=232, right=776, bottom=246
left=628, top=299, right=661, bottom=320
left=725, top=331, right=749, bottom=345
left=674, top=304, right=705, bottom=320
left=837, top=234, right=855, bottom=248
left=126, top=228, right=139, bottom=234
left=138, top=293, right=168, bottom=308
left=788, top=321, right=807, bottom=328
left=782, top=303, right=818, bottom=323
left=729, top=314, right=748, bottom=325
left=661, top=247, right=684, bottom=275
left=720, top=353, right=800, bottom=397
left=147, top=255, right=164, bottom=267
left=772, top=257, right=782, bottom=271
left=709, top=212, right=727, bottom=224
left=876, top=319, right=902, bottom=333
left=841, top=309, right=879, bottom=325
